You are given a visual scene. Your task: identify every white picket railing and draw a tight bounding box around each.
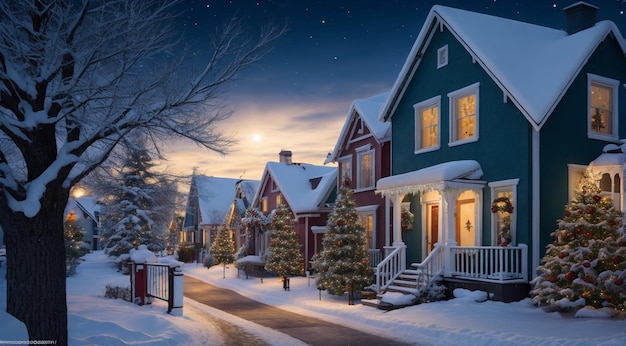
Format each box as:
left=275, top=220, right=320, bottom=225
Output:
left=375, top=245, right=405, bottom=292
left=368, top=249, right=382, bottom=270
left=449, top=244, right=528, bottom=283
left=411, top=243, right=445, bottom=292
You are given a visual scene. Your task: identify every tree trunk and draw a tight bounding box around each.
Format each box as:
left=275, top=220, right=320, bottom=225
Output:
left=4, top=196, right=68, bottom=345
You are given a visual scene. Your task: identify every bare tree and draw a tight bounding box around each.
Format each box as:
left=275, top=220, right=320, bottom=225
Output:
left=0, top=0, right=283, bottom=343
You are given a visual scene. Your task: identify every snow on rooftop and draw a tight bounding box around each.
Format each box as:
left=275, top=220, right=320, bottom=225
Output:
left=194, top=176, right=241, bottom=225
left=382, top=4, right=626, bottom=130
left=264, top=162, right=337, bottom=214
left=376, top=160, right=482, bottom=193
left=326, top=92, right=390, bottom=163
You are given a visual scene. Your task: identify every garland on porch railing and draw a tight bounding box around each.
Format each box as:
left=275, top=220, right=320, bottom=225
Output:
left=401, top=209, right=414, bottom=230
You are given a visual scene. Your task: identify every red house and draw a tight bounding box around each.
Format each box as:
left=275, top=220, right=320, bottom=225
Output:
left=324, top=92, right=392, bottom=267
left=251, top=150, right=337, bottom=272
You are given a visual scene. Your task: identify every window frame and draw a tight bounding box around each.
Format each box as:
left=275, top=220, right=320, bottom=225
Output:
left=356, top=205, right=377, bottom=250
left=587, top=73, right=619, bottom=141
left=414, top=95, right=441, bottom=154
left=488, top=179, right=518, bottom=246
left=448, top=83, right=480, bottom=146
left=338, top=155, right=353, bottom=188
left=355, top=144, right=375, bottom=191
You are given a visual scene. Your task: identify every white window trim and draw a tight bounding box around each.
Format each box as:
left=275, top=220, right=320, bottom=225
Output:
left=356, top=205, right=378, bottom=249
left=437, top=45, right=448, bottom=69
left=338, top=154, right=353, bottom=187
left=414, top=95, right=441, bottom=154
left=355, top=144, right=375, bottom=192
left=448, top=82, right=480, bottom=147
left=488, top=179, right=519, bottom=246
left=587, top=73, right=619, bottom=141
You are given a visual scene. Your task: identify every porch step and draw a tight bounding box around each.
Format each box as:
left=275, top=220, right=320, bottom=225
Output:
left=385, top=285, right=417, bottom=294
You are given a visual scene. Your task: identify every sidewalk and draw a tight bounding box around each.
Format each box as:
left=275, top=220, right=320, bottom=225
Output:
left=184, top=276, right=412, bottom=346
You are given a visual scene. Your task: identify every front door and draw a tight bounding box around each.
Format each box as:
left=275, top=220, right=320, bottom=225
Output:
left=456, top=199, right=476, bottom=246
left=427, top=204, right=439, bottom=252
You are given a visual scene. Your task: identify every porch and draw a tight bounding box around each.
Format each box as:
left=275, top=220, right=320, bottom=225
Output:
left=372, top=243, right=529, bottom=302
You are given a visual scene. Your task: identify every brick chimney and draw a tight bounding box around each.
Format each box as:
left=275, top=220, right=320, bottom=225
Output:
left=563, top=2, right=598, bottom=35
left=279, top=149, right=292, bottom=164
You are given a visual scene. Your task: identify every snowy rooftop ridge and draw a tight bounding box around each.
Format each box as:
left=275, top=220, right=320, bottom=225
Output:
left=194, top=176, right=242, bottom=225
left=380, top=4, right=626, bottom=131
left=257, top=162, right=337, bottom=214
left=326, top=92, right=390, bottom=164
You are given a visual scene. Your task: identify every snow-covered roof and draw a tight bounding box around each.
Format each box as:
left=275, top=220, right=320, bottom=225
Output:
left=376, top=160, right=483, bottom=195
left=255, top=162, right=337, bottom=214
left=380, top=5, right=626, bottom=131
left=194, top=176, right=241, bottom=225
left=589, top=144, right=626, bottom=167
left=66, top=196, right=101, bottom=223
left=239, top=180, right=260, bottom=203
left=326, top=92, right=391, bottom=163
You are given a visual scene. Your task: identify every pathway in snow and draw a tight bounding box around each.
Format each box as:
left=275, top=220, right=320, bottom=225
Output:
left=184, top=276, right=413, bottom=346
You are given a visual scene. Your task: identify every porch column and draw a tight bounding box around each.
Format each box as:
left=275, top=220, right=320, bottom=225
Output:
left=385, top=197, right=391, bottom=247
left=392, top=193, right=405, bottom=246
left=441, top=189, right=457, bottom=277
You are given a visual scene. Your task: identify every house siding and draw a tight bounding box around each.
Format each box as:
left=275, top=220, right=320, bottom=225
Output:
left=539, top=36, right=626, bottom=257
left=390, top=25, right=533, bottom=261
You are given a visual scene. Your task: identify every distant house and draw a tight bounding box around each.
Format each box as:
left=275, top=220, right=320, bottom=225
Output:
left=374, top=3, right=626, bottom=301
left=224, top=179, right=260, bottom=256
left=250, top=150, right=337, bottom=271
left=325, top=92, right=392, bottom=268
left=182, top=175, right=242, bottom=253
left=65, top=196, right=102, bottom=251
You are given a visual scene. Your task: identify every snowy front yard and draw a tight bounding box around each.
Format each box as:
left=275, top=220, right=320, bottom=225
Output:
left=1, top=251, right=626, bottom=345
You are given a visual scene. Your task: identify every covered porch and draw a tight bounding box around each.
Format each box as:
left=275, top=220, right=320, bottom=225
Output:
left=373, top=160, right=529, bottom=301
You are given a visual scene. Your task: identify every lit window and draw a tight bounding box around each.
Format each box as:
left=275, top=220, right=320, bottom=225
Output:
left=261, top=197, right=268, bottom=213
left=276, top=194, right=282, bottom=206
left=414, top=96, right=441, bottom=153
left=357, top=207, right=377, bottom=250
left=356, top=145, right=374, bottom=190
left=338, top=156, right=352, bottom=188
left=488, top=179, right=518, bottom=246
left=449, top=83, right=479, bottom=145
left=588, top=74, right=619, bottom=140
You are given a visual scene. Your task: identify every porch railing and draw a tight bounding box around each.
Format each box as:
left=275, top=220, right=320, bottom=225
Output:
left=375, top=245, right=406, bottom=293
left=449, top=244, right=528, bottom=283
left=368, top=249, right=382, bottom=270
left=411, top=243, right=444, bottom=293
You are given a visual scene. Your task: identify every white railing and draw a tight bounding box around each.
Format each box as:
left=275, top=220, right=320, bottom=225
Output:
left=375, top=245, right=406, bottom=293
left=449, top=244, right=528, bottom=283
left=368, top=249, right=382, bottom=270
left=411, top=243, right=444, bottom=293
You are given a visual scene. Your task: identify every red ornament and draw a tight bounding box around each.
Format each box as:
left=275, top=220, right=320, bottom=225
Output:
left=565, top=271, right=576, bottom=280
left=558, top=252, right=566, bottom=259
left=337, top=240, right=344, bottom=247
left=587, top=206, right=595, bottom=214
left=609, top=220, right=617, bottom=226
left=585, top=232, right=593, bottom=238
left=620, top=241, right=626, bottom=247
left=592, top=195, right=601, bottom=202
left=606, top=296, right=613, bottom=303
left=613, top=256, right=622, bottom=264
left=501, top=241, right=508, bottom=247
left=584, top=275, right=592, bottom=283
left=583, top=261, right=591, bottom=268
left=565, top=211, right=571, bottom=217
left=582, top=189, right=587, bottom=195
left=615, top=279, right=623, bottom=286
left=575, top=228, right=582, bottom=235
left=578, top=209, right=584, bottom=214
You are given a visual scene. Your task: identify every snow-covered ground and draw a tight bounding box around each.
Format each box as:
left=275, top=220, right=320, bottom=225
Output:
left=1, top=251, right=626, bottom=345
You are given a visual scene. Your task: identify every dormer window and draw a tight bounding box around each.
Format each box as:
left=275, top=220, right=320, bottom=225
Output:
left=588, top=74, right=619, bottom=141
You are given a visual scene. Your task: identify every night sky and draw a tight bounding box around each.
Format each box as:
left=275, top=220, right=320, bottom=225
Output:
left=162, top=0, right=626, bottom=180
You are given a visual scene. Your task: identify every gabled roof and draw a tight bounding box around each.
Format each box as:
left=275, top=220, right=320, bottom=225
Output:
left=253, top=162, right=337, bottom=214
left=380, top=5, right=626, bottom=131
left=66, top=196, right=101, bottom=224
left=326, top=92, right=391, bottom=163
left=192, top=176, right=241, bottom=226
left=238, top=180, right=260, bottom=205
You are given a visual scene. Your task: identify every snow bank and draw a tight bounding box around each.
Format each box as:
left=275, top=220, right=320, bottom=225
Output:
left=380, top=292, right=416, bottom=305
left=130, top=245, right=157, bottom=264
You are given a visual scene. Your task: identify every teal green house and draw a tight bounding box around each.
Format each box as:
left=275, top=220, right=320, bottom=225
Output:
left=373, top=3, right=626, bottom=301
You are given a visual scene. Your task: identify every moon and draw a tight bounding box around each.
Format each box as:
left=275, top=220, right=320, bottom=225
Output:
left=252, top=133, right=262, bottom=142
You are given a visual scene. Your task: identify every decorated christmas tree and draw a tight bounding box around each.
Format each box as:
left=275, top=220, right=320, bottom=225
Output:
left=265, top=203, right=304, bottom=279
left=210, top=224, right=235, bottom=278
left=531, top=169, right=626, bottom=311
left=315, top=187, right=371, bottom=296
